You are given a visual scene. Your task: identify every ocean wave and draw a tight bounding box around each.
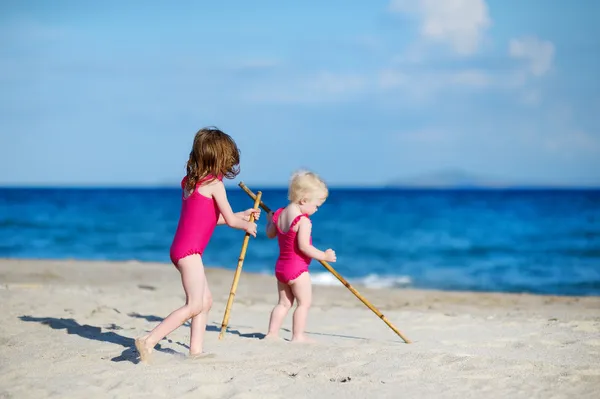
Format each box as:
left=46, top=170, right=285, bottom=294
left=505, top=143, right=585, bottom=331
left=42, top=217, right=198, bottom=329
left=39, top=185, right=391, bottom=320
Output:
left=3, top=187, right=599, bottom=296
left=311, top=272, right=412, bottom=289
left=247, top=268, right=413, bottom=290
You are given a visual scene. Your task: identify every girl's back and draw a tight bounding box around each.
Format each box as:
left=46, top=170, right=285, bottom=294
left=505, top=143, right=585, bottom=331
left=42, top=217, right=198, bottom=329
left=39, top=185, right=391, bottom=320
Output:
left=273, top=206, right=312, bottom=270
left=169, top=176, right=221, bottom=265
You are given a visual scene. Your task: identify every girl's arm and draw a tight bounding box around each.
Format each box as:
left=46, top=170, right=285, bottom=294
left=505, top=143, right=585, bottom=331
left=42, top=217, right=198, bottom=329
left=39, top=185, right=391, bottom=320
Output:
left=217, top=209, right=261, bottom=225
left=265, top=212, right=277, bottom=239
left=212, top=182, right=257, bottom=236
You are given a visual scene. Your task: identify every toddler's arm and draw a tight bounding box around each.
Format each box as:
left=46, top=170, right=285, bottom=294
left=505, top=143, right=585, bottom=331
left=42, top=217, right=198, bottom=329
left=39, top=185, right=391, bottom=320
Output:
left=296, top=218, right=336, bottom=262
left=212, top=181, right=257, bottom=237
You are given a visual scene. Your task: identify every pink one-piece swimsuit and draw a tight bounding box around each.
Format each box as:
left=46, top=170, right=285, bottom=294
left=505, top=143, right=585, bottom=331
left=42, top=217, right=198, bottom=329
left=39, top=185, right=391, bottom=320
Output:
left=272, top=208, right=312, bottom=283
left=169, top=175, right=222, bottom=266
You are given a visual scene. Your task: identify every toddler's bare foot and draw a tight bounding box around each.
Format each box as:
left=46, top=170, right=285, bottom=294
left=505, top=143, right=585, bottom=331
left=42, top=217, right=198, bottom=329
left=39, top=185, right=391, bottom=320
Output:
left=291, top=335, right=316, bottom=344
left=135, top=337, right=153, bottom=363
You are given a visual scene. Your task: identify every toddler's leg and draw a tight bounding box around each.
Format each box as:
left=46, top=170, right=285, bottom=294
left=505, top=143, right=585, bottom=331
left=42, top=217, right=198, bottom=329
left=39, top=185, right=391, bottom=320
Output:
left=265, top=280, right=294, bottom=339
left=189, top=278, right=212, bottom=356
left=289, top=272, right=314, bottom=343
left=136, top=254, right=206, bottom=362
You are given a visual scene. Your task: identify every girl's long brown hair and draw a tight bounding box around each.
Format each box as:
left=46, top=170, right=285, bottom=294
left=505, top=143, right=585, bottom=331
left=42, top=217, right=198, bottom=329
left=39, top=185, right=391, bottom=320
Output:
left=185, top=127, right=240, bottom=192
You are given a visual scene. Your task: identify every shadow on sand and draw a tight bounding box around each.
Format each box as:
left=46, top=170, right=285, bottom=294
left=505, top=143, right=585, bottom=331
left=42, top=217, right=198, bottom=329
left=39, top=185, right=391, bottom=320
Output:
left=127, top=313, right=368, bottom=341
left=126, top=313, right=369, bottom=341
left=19, top=315, right=182, bottom=364
left=20, top=312, right=367, bottom=365
left=127, top=312, right=267, bottom=340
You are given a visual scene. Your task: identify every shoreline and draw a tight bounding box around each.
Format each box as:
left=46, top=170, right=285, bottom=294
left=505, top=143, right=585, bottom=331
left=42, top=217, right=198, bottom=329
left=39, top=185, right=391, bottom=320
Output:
left=2, top=258, right=599, bottom=324
left=2, top=257, right=598, bottom=301
left=0, top=258, right=600, bottom=300
left=2, top=258, right=599, bottom=398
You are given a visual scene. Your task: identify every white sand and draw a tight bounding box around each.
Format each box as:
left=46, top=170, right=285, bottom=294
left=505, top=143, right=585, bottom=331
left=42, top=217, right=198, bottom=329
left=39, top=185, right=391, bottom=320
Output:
left=1, top=259, right=599, bottom=398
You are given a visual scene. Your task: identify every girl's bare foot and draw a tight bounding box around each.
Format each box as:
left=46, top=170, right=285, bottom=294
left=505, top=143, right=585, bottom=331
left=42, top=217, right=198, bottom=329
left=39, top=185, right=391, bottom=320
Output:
left=135, top=337, right=153, bottom=363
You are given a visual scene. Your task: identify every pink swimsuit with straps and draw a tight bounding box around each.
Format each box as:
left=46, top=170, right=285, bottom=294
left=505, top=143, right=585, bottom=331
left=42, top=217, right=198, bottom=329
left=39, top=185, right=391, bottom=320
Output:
left=272, top=208, right=313, bottom=283
left=169, top=175, right=222, bottom=266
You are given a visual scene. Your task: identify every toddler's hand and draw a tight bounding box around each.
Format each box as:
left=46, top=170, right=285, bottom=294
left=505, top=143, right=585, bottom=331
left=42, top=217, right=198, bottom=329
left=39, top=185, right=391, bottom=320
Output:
left=245, top=221, right=258, bottom=237
left=243, top=208, right=261, bottom=221
left=266, top=211, right=274, bottom=223
left=324, top=249, right=336, bottom=262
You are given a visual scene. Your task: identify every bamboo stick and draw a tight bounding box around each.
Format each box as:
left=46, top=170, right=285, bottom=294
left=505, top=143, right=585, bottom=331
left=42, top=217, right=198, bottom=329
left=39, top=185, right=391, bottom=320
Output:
left=238, top=182, right=411, bottom=343
left=218, top=191, right=262, bottom=340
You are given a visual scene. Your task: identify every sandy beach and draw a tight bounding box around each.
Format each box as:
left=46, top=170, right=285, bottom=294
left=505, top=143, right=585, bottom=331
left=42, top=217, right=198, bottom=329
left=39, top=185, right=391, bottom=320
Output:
left=1, top=258, right=599, bottom=398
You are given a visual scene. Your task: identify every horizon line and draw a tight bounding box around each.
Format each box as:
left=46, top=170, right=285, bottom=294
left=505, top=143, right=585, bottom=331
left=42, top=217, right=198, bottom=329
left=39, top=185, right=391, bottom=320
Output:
left=1, top=183, right=600, bottom=190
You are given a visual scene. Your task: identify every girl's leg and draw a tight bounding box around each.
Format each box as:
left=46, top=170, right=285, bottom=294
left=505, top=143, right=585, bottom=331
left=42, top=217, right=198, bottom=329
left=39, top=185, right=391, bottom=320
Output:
left=135, top=254, right=206, bottom=362
left=289, top=272, right=314, bottom=343
left=265, top=280, right=294, bottom=339
left=189, top=277, right=212, bottom=355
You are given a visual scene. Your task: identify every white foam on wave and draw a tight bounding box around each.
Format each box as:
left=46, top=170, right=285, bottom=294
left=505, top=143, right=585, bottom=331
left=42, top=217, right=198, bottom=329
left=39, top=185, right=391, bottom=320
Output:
left=310, top=272, right=412, bottom=289
left=251, top=267, right=413, bottom=290
left=359, top=273, right=412, bottom=289
left=310, top=272, right=343, bottom=286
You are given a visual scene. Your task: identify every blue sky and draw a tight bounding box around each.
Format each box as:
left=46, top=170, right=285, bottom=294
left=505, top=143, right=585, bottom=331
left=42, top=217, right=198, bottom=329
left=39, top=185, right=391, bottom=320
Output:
left=1, top=0, right=599, bottom=187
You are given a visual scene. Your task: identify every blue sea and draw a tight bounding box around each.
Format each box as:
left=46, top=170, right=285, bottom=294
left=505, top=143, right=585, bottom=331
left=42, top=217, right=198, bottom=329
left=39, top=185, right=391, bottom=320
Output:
left=1, top=186, right=599, bottom=296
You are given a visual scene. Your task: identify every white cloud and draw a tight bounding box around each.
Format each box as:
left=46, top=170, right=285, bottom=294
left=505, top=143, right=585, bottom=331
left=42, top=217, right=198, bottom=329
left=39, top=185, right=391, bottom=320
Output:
left=390, top=0, right=491, bottom=55
left=509, top=36, right=555, bottom=77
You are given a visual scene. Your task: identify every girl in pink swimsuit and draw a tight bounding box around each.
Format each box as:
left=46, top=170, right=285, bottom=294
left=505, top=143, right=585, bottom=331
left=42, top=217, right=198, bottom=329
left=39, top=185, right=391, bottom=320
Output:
left=135, top=127, right=260, bottom=362
left=265, top=170, right=337, bottom=343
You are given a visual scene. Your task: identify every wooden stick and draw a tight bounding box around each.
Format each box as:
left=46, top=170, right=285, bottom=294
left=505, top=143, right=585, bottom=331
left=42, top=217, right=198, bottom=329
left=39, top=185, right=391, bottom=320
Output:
left=238, top=182, right=412, bottom=344
left=218, top=191, right=263, bottom=340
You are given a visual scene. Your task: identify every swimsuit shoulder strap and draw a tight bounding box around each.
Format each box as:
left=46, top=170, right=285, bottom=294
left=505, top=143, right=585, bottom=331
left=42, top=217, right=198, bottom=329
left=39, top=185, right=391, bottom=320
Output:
left=289, top=214, right=309, bottom=230
left=271, top=208, right=284, bottom=225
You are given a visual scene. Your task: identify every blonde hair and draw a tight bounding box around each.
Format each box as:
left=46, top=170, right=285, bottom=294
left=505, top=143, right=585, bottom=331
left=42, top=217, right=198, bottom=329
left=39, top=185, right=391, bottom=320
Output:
left=288, top=170, right=329, bottom=203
